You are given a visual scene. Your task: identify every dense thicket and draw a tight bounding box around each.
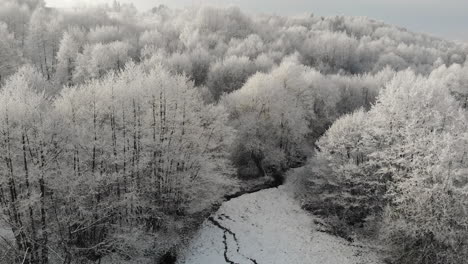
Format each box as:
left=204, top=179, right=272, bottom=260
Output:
left=222, top=59, right=394, bottom=177
left=297, top=64, right=468, bottom=264
left=0, top=62, right=234, bottom=263
left=0, top=1, right=467, bottom=263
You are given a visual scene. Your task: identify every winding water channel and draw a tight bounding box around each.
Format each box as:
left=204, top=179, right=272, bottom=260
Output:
left=177, top=179, right=383, bottom=264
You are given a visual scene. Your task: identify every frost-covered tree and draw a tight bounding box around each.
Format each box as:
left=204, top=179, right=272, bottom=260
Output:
left=54, top=28, right=86, bottom=86
left=0, top=22, right=22, bottom=83
left=0, top=61, right=234, bottom=262
left=53, top=62, right=233, bottom=261
left=25, top=7, right=62, bottom=80
left=87, top=25, right=122, bottom=44
left=73, top=41, right=131, bottom=83
left=207, top=56, right=258, bottom=101
left=370, top=70, right=468, bottom=264
left=195, top=6, right=253, bottom=40
left=224, top=58, right=394, bottom=179
left=307, top=67, right=468, bottom=263
left=0, top=65, right=55, bottom=263
left=226, top=34, right=265, bottom=59
left=223, top=61, right=311, bottom=178
left=301, top=31, right=359, bottom=73
left=0, top=0, right=32, bottom=49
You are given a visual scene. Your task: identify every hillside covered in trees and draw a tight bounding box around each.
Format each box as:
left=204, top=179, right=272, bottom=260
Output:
left=0, top=0, right=467, bottom=263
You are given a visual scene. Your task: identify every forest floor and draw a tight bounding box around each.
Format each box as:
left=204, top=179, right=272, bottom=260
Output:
left=178, top=184, right=384, bottom=264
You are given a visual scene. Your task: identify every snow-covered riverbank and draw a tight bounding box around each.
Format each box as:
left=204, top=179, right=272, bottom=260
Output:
left=178, top=186, right=383, bottom=264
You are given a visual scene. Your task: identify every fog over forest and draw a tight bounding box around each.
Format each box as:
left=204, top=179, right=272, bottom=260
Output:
left=0, top=0, right=467, bottom=263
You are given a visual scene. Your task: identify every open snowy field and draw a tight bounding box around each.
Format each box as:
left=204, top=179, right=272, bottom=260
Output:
left=179, top=186, right=383, bottom=264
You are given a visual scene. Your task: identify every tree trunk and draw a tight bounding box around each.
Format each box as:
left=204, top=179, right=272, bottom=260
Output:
left=39, top=144, right=48, bottom=264
left=92, top=99, right=97, bottom=175
left=23, top=131, right=38, bottom=263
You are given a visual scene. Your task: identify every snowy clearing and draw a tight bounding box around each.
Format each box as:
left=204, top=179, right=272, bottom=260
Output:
left=178, top=186, right=383, bottom=264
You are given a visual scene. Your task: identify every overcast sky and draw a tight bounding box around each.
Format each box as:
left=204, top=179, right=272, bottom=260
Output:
left=45, top=0, right=468, bottom=42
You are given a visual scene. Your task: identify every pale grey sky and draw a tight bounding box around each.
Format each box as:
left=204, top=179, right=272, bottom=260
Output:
left=46, top=0, right=468, bottom=41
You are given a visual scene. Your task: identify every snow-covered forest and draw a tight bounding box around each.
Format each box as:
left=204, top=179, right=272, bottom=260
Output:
left=0, top=0, right=467, bottom=263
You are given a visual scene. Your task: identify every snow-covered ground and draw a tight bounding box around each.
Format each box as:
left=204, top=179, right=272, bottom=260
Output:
left=178, top=186, right=383, bottom=264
